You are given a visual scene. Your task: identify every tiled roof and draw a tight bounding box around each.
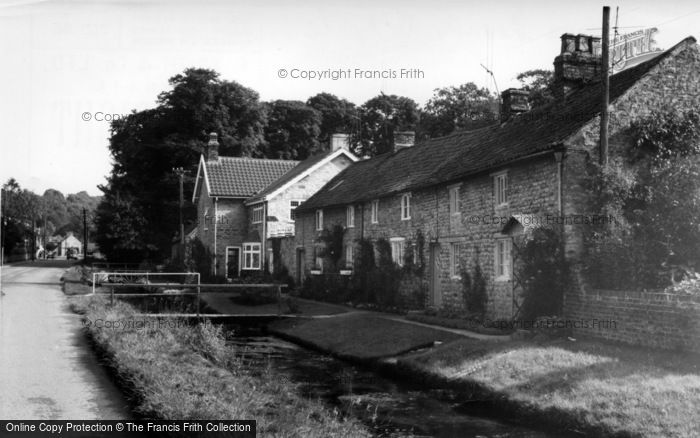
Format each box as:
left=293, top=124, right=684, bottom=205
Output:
left=297, top=38, right=695, bottom=213
left=204, top=157, right=299, bottom=198
left=246, top=150, right=339, bottom=204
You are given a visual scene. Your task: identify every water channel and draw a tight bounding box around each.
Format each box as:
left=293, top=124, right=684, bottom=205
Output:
left=225, top=326, right=574, bottom=438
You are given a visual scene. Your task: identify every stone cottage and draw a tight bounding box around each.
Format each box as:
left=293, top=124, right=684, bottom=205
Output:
left=192, top=133, right=356, bottom=279
left=293, top=35, right=700, bottom=321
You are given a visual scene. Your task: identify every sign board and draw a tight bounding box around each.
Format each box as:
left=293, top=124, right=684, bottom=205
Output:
left=610, top=28, right=661, bottom=72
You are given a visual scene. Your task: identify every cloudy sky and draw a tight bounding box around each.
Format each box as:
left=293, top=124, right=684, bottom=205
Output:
left=1, top=0, right=699, bottom=196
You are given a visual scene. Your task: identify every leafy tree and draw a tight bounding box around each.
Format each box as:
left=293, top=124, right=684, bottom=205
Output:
left=419, top=83, right=497, bottom=138
left=94, top=187, right=150, bottom=262
left=262, top=100, right=322, bottom=159
left=306, top=93, right=358, bottom=146
left=584, top=109, right=700, bottom=288
left=355, top=93, right=420, bottom=156
left=516, top=69, right=554, bottom=109
left=96, top=68, right=267, bottom=262
left=1, top=179, right=41, bottom=257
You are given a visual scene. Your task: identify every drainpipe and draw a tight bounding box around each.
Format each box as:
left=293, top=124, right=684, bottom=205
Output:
left=554, top=151, right=564, bottom=216
left=261, top=201, right=267, bottom=273
left=213, top=197, right=218, bottom=276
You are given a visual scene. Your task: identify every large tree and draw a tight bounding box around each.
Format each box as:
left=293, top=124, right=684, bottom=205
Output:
left=262, top=100, right=322, bottom=159
left=306, top=92, right=358, bottom=146
left=516, top=69, right=554, bottom=109
left=96, top=68, right=267, bottom=262
left=356, top=93, right=420, bottom=156
left=419, top=83, right=497, bottom=139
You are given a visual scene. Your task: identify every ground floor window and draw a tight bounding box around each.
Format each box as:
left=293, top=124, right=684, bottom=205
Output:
left=494, top=238, right=512, bottom=281
left=390, top=237, right=406, bottom=267
left=243, top=242, right=261, bottom=270
left=345, top=244, right=354, bottom=268
left=450, top=242, right=465, bottom=278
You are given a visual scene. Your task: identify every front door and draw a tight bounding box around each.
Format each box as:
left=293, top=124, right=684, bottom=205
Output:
left=226, top=247, right=240, bottom=279
left=429, top=243, right=442, bottom=308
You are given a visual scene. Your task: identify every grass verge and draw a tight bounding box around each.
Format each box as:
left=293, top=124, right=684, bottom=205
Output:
left=399, top=337, right=700, bottom=437
left=270, top=313, right=461, bottom=360
left=71, top=296, right=370, bottom=437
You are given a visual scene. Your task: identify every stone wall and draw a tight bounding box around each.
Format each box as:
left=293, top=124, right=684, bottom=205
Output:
left=294, top=154, right=560, bottom=320
left=564, top=277, right=700, bottom=352
left=195, top=182, right=248, bottom=277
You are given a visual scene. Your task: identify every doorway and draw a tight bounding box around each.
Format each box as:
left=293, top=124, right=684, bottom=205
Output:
left=225, top=247, right=240, bottom=279
left=429, top=243, right=442, bottom=308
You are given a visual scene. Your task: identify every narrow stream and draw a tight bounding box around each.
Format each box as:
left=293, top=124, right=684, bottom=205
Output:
left=226, top=327, right=569, bottom=438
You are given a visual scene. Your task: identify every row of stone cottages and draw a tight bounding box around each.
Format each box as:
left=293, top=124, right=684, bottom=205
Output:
left=192, top=34, right=700, bottom=344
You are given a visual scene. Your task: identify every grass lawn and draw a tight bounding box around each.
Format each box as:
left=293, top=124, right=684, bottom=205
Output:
left=71, top=296, right=370, bottom=437
left=270, top=313, right=461, bottom=359
left=401, top=337, right=700, bottom=437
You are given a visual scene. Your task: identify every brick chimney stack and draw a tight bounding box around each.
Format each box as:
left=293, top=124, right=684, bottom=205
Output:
left=553, top=33, right=603, bottom=98
left=393, top=131, right=415, bottom=151
left=500, top=88, right=530, bottom=123
left=206, top=132, right=219, bottom=161
left=330, top=133, right=350, bottom=152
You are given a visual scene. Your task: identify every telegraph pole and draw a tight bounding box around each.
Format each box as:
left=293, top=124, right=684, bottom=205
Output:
left=173, top=167, right=187, bottom=264
left=83, top=208, right=88, bottom=262
left=600, top=6, right=611, bottom=165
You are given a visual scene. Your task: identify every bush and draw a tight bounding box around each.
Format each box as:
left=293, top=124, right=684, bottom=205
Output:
left=517, top=228, right=569, bottom=320
left=462, top=255, right=488, bottom=317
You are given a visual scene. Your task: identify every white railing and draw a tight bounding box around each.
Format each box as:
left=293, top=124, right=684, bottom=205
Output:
left=91, top=271, right=200, bottom=295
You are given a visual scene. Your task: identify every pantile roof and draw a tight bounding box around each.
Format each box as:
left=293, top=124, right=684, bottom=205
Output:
left=202, top=157, right=299, bottom=198
left=297, top=37, right=696, bottom=213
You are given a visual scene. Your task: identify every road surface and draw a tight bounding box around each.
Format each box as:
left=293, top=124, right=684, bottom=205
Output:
left=0, top=261, right=131, bottom=419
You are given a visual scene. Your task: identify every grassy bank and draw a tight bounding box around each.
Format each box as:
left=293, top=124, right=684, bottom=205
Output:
left=71, top=296, right=370, bottom=437
left=271, top=313, right=700, bottom=437
left=400, top=337, right=700, bottom=437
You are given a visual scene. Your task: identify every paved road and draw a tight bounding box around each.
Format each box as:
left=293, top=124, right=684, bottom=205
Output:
left=0, top=261, right=131, bottom=419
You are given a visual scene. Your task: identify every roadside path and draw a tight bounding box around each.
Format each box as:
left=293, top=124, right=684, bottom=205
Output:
left=202, top=293, right=510, bottom=341
left=0, top=261, right=131, bottom=419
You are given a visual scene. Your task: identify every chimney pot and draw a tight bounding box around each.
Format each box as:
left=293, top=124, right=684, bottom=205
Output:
left=500, top=88, right=530, bottom=123
left=330, top=133, right=350, bottom=152
left=553, top=33, right=603, bottom=99
left=393, top=131, right=415, bottom=151
left=206, top=132, right=219, bottom=161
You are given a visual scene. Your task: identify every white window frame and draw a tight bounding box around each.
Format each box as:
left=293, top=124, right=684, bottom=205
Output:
left=242, top=242, right=262, bottom=270
left=494, top=238, right=512, bottom=281
left=400, top=193, right=411, bottom=220
left=290, top=200, right=302, bottom=220
left=390, top=237, right=406, bottom=267
left=345, top=244, right=354, bottom=268
left=449, top=184, right=461, bottom=215
left=493, top=171, right=508, bottom=207
left=346, top=205, right=355, bottom=228
left=315, top=209, right=323, bottom=231
left=252, top=206, right=263, bottom=224
left=371, top=199, right=379, bottom=224
left=450, top=242, right=464, bottom=279
left=203, top=208, right=210, bottom=233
